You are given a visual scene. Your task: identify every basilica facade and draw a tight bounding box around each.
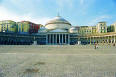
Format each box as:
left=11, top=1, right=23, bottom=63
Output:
left=37, top=16, right=79, bottom=45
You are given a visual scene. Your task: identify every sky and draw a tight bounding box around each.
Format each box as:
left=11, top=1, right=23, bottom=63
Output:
left=0, top=0, right=116, bottom=26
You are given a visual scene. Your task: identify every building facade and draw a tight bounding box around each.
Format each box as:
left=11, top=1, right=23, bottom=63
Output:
left=110, top=22, right=116, bottom=32
left=0, top=16, right=116, bottom=45
left=78, top=26, right=97, bottom=36
left=17, top=21, right=40, bottom=34
left=0, top=20, right=17, bottom=33
left=96, top=22, right=107, bottom=33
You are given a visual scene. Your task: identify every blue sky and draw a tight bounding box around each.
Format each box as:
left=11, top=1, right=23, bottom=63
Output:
left=0, top=0, right=116, bottom=26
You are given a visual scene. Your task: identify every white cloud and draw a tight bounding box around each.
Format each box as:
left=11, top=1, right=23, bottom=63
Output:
left=0, top=6, right=51, bottom=25
left=87, top=15, right=112, bottom=25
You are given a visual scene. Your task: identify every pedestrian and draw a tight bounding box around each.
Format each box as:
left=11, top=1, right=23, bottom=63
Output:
left=94, top=43, right=97, bottom=49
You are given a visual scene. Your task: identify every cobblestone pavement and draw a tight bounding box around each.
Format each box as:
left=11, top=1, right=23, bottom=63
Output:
left=0, top=45, right=116, bottom=77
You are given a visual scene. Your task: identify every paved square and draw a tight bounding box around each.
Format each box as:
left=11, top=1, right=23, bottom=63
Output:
left=0, top=45, right=116, bottom=77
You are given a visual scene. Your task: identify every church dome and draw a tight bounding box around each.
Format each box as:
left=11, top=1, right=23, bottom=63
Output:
left=45, top=16, right=71, bottom=30
left=69, top=27, right=78, bottom=33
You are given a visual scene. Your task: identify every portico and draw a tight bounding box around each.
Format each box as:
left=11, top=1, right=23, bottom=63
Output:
left=84, top=33, right=116, bottom=44
left=46, top=33, right=70, bottom=45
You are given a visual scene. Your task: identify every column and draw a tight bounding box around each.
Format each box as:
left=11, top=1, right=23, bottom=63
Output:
left=52, top=34, right=53, bottom=44
left=68, top=34, right=70, bottom=44
left=48, top=34, right=49, bottom=44
left=110, top=36, right=112, bottom=43
left=46, top=34, right=48, bottom=44
left=114, top=36, right=116, bottom=43
left=62, top=34, right=63, bottom=44
left=53, top=34, right=54, bottom=45
left=51, top=34, right=52, bottom=44
left=65, top=34, right=66, bottom=44
left=67, top=34, right=68, bottom=44
left=49, top=34, right=51, bottom=44
left=108, top=36, right=109, bottom=44
left=59, top=34, right=60, bottom=44
left=56, top=34, right=57, bottom=44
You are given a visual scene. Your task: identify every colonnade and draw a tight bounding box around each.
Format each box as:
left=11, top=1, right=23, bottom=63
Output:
left=86, top=34, right=116, bottom=44
left=46, top=33, right=70, bottom=45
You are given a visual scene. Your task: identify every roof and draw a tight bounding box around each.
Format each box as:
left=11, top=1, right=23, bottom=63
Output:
left=45, top=16, right=71, bottom=25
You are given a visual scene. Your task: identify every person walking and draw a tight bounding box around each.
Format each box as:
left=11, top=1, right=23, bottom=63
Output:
left=94, top=43, right=98, bottom=49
